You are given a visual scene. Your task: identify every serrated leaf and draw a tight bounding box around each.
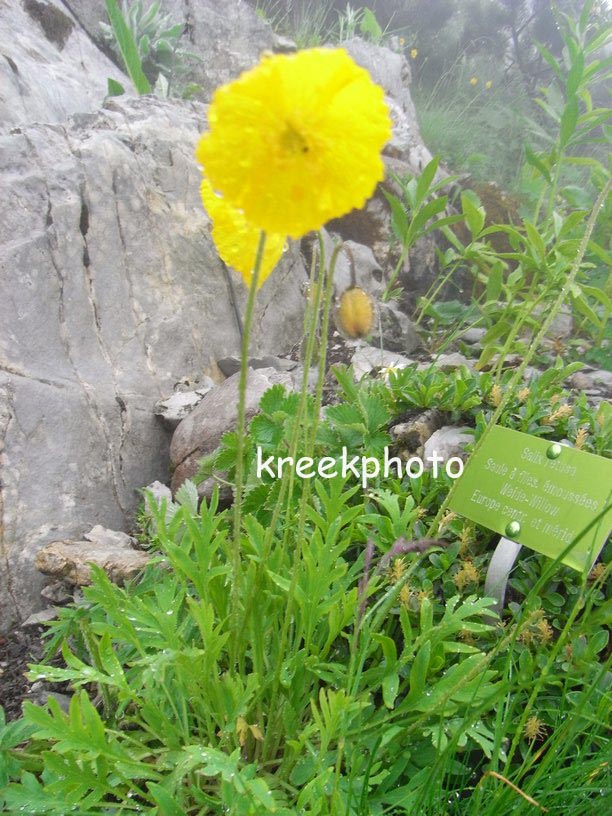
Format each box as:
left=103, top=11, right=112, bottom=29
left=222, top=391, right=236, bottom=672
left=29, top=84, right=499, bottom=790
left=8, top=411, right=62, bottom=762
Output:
left=175, top=480, right=198, bottom=513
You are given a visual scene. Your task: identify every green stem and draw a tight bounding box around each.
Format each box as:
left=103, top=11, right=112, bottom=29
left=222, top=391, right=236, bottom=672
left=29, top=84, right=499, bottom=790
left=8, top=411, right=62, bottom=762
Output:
left=262, top=238, right=342, bottom=763
left=230, top=230, right=266, bottom=669
left=427, top=177, right=611, bottom=538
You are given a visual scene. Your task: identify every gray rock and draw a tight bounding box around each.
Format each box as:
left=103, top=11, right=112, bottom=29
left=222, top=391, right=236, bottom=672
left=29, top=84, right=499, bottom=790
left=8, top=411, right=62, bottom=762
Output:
left=351, top=346, right=415, bottom=380
left=325, top=40, right=440, bottom=291
left=371, top=301, right=420, bottom=354
left=0, top=96, right=306, bottom=631
left=217, top=356, right=298, bottom=379
left=27, top=689, right=72, bottom=713
left=532, top=304, right=574, bottom=340
left=570, top=372, right=595, bottom=391
left=461, top=328, right=486, bottom=345
left=423, top=426, right=475, bottom=468
left=65, top=0, right=276, bottom=102
left=40, top=580, right=73, bottom=606
left=35, top=530, right=150, bottom=585
left=155, top=383, right=215, bottom=429
left=21, top=608, right=58, bottom=628
left=0, top=0, right=129, bottom=131
left=342, top=38, right=434, bottom=174
left=390, top=409, right=445, bottom=455
left=589, top=369, right=612, bottom=389
left=317, top=232, right=386, bottom=300
left=142, top=480, right=173, bottom=509
left=170, top=367, right=295, bottom=494
left=432, top=352, right=474, bottom=372
left=83, top=525, right=137, bottom=550
left=523, top=366, right=541, bottom=383
left=141, top=481, right=177, bottom=529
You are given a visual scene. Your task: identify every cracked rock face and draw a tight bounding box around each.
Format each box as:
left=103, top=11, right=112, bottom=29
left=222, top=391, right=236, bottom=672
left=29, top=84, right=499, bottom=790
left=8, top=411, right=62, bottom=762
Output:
left=62, top=0, right=275, bottom=102
left=0, top=96, right=306, bottom=631
left=0, top=0, right=129, bottom=132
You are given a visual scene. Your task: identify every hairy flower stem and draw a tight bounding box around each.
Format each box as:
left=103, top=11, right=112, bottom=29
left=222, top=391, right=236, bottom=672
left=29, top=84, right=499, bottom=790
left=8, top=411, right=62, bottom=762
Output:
left=230, top=230, right=266, bottom=670
left=262, top=239, right=341, bottom=764
left=427, top=178, right=611, bottom=539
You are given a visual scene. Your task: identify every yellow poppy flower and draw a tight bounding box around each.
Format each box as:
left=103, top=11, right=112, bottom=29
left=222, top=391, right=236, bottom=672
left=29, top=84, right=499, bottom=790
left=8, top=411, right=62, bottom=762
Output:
left=470, top=76, right=478, bottom=86
left=485, top=80, right=492, bottom=89
left=195, top=48, right=391, bottom=239
left=410, top=48, right=418, bottom=59
left=200, top=178, right=286, bottom=289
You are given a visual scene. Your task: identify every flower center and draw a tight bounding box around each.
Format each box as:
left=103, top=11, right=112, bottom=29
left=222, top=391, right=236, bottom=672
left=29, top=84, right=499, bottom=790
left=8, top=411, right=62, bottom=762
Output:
left=280, top=123, right=309, bottom=155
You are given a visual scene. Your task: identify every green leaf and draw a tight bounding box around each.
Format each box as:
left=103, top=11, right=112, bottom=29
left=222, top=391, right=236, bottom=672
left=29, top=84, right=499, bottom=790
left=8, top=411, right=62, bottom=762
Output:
left=566, top=52, right=584, bottom=97
left=382, top=672, right=400, bottom=709
left=406, top=641, right=431, bottom=704
left=559, top=96, right=579, bottom=148
left=148, top=784, right=188, bottom=815
left=382, top=189, right=409, bottom=242
left=416, top=157, right=440, bottom=207
left=524, top=145, right=551, bottom=183
left=486, top=261, right=503, bottom=302
left=461, top=191, right=485, bottom=239
left=482, top=321, right=510, bottom=345
left=523, top=219, right=547, bottom=262
left=106, top=77, right=125, bottom=97
left=105, top=0, right=152, bottom=94
left=537, top=42, right=564, bottom=84
left=359, top=8, right=383, bottom=43
left=410, top=196, right=447, bottom=237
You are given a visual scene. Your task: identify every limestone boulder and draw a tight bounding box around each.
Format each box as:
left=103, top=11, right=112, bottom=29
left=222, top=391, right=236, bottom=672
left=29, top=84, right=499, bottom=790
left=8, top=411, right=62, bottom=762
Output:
left=62, top=0, right=276, bottom=101
left=170, top=367, right=294, bottom=494
left=0, top=0, right=129, bottom=132
left=0, top=96, right=306, bottom=631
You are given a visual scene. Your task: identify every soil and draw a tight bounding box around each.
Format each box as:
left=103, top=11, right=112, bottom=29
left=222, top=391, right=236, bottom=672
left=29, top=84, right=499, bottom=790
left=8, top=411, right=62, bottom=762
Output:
left=0, top=627, right=44, bottom=721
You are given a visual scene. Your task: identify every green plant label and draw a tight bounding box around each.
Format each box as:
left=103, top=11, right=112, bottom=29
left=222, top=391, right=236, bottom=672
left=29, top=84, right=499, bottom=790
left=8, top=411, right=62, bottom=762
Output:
left=448, top=426, right=611, bottom=571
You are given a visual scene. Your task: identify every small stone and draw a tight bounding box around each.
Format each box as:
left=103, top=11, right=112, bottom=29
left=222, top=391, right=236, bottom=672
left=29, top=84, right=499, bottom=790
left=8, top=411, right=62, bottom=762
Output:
left=35, top=530, right=150, bottom=586
left=154, top=384, right=215, bottom=429
left=589, top=369, right=612, bottom=389
left=216, top=356, right=297, bottom=379
left=84, top=525, right=137, bottom=550
left=371, top=301, right=420, bottom=354
left=532, top=304, right=573, bottom=340
left=461, top=328, right=486, bottom=344
left=22, top=609, right=58, bottom=628
left=423, top=426, right=475, bottom=468
left=570, top=372, right=594, bottom=391
left=390, top=409, right=445, bottom=454
left=432, top=352, right=474, bottom=372
left=523, top=366, right=541, bottom=382
left=40, top=581, right=73, bottom=606
left=351, top=345, right=415, bottom=380
left=27, top=690, right=72, bottom=713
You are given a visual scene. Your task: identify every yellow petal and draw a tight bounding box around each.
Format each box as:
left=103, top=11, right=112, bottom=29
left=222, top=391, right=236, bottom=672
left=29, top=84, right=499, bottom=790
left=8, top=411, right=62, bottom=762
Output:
left=200, top=178, right=286, bottom=288
left=195, top=48, right=392, bottom=239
